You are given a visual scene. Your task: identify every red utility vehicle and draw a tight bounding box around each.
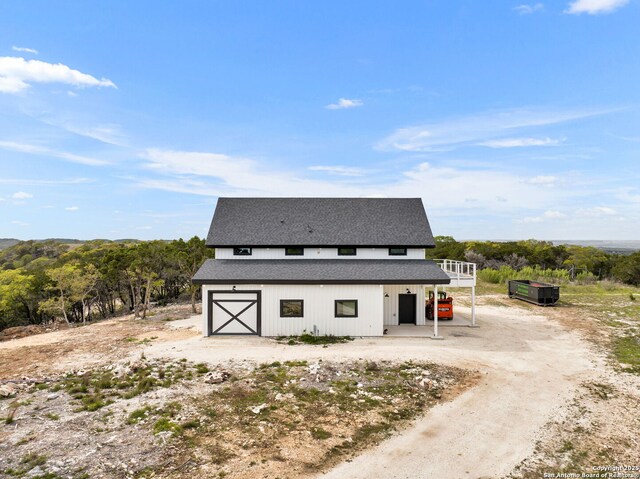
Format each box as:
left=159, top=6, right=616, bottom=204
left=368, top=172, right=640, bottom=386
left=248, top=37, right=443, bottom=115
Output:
left=426, top=291, right=454, bottom=321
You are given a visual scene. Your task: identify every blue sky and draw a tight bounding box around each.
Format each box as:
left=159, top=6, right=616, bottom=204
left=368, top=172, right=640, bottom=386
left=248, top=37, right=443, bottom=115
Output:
left=0, top=0, right=638, bottom=241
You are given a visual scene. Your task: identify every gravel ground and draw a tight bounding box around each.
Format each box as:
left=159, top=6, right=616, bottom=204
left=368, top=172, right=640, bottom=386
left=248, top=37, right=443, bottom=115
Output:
left=145, top=304, right=597, bottom=479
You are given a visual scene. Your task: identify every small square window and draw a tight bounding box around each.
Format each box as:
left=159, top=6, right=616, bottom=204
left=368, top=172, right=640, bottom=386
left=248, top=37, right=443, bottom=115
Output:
left=335, top=300, right=358, bottom=317
left=285, top=247, right=304, bottom=256
left=233, top=247, right=252, bottom=256
left=389, top=248, right=407, bottom=256
left=280, top=300, right=304, bottom=317
left=337, top=247, right=357, bottom=256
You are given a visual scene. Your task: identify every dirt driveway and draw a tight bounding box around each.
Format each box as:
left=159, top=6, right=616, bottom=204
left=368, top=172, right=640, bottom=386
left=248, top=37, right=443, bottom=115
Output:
left=144, top=304, right=595, bottom=479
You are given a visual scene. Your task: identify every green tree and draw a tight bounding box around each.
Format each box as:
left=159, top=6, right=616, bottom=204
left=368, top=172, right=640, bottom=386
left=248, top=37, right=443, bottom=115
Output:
left=612, top=252, right=640, bottom=285
left=425, top=236, right=466, bottom=261
left=0, top=269, right=36, bottom=330
left=174, top=236, right=213, bottom=313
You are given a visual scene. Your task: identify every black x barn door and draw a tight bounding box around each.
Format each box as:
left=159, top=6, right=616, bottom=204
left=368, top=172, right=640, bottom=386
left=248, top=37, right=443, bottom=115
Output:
left=208, top=290, right=261, bottom=335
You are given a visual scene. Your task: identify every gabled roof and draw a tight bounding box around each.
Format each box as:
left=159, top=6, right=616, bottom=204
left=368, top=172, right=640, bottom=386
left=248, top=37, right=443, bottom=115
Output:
left=206, top=198, right=436, bottom=247
left=192, top=259, right=451, bottom=284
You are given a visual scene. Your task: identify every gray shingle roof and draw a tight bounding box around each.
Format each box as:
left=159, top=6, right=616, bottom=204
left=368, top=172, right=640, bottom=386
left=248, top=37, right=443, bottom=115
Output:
left=192, top=259, right=451, bottom=285
left=206, top=198, right=435, bottom=247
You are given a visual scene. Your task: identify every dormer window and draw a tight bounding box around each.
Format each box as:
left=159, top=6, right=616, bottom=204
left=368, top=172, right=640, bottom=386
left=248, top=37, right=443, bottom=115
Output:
left=285, top=247, right=304, bottom=256
left=389, top=248, right=407, bottom=256
left=338, top=247, right=357, bottom=256
left=233, top=247, right=252, bottom=256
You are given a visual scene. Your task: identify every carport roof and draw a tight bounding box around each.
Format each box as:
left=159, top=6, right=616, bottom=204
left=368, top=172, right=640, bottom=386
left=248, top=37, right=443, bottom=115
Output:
left=192, top=259, right=451, bottom=285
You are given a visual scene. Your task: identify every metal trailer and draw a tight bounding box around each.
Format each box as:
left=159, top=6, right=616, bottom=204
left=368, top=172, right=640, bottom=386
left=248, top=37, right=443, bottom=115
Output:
left=508, top=280, right=560, bottom=306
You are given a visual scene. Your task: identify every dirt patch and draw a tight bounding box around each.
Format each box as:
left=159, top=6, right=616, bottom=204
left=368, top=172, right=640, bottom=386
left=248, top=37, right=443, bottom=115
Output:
left=0, top=304, right=200, bottom=381
left=0, top=322, right=69, bottom=342
left=509, top=373, right=640, bottom=478
left=0, top=358, right=474, bottom=479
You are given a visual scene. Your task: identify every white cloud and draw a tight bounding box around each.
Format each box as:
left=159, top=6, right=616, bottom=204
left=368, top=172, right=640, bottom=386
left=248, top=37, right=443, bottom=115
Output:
left=138, top=149, right=578, bottom=214
left=0, top=56, right=116, bottom=94
left=0, top=140, right=109, bottom=166
left=308, top=165, right=367, bottom=177
left=529, top=175, right=559, bottom=186
left=616, top=187, right=640, bottom=203
left=576, top=206, right=617, bottom=216
left=377, top=108, right=606, bottom=152
left=11, top=220, right=29, bottom=227
left=65, top=206, right=80, bottom=211
left=325, top=98, right=363, bottom=110
left=12, top=46, right=38, bottom=54
left=543, top=210, right=567, bottom=219
left=565, top=0, right=628, bottom=14
left=480, top=137, right=562, bottom=148
left=518, top=210, right=567, bottom=224
left=514, top=3, right=544, bottom=14
left=0, top=177, right=92, bottom=186
left=12, top=191, right=33, bottom=199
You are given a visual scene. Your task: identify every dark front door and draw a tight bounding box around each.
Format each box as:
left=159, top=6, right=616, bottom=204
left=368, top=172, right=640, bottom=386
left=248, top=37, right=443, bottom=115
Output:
left=398, top=294, right=416, bottom=324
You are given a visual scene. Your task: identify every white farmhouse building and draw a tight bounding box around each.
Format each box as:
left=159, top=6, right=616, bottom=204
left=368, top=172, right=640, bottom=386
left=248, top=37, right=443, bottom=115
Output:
left=193, top=198, right=475, bottom=338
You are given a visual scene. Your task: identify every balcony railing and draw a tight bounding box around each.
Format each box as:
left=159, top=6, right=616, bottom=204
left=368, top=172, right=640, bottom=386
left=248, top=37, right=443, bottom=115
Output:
left=435, top=259, right=476, bottom=281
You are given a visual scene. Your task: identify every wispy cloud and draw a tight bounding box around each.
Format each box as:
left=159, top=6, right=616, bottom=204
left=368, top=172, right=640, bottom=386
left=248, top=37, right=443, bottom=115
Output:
left=137, top=148, right=581, bottom=213
left=65, top=206, right=80, bottom=211
left=514, top=3, right=544, bottom=14
left=0, top=178, right=92, bottom=186
left=480, top=137, right=562, bottom=148
left=576, top=206, right=617, bottom=216
left=10, top=220, right=29, bottom=227
left=12, top=46, right=38, bottom=54
left=0, top=140, right=109, bottom=166
left=565, top=0, right=628, bottom=14
left=325, top=98, right=363, bottom=110
left=308, top=165, right=367, bottom=177
left=377, top=108, right=608, bottom=152
left=0, top=56, right=116, bottom=94
left=529, top=175, right=559, bottom=186
left=12, top=191, right=33, bottom=199
left=518, top=210, right=567, bottom=223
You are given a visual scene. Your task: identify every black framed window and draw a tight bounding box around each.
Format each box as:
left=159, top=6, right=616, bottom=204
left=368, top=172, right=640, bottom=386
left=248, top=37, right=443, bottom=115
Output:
left=335, top=300, right=358, bottom=317
left=337, top=247, right=357, bottom=256
left=280, top=300, right=304, bottom=317
left=233, top=247, right=252, bottom=256
left=389, top=248, right=407, bottom=256
left=285, top=247, right=304, bottom=256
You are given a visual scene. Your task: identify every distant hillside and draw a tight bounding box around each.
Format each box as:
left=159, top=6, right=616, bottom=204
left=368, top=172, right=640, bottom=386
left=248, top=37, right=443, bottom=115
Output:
left=0, top=238, right=20, bottom=250
left=551, top=240, right=640, bottom=255
left=0, top=238, right=145, bottom=251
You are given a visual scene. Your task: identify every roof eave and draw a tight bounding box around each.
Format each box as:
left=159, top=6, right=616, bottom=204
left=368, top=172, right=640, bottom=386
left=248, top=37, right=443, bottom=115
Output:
left=192, top=278, right=451, bottom=285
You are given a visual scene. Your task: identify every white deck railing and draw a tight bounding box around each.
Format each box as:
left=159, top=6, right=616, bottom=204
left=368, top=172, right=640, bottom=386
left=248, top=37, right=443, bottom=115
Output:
left=435, top=259, right=476, bottom=281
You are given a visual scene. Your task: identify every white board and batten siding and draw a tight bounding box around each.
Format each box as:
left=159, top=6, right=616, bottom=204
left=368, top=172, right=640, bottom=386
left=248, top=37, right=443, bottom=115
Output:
left=202, top=283, right=384, bottom=337
left=382, top=284, right=427, bottom=326
left=215, top=247, right=425, bottom=260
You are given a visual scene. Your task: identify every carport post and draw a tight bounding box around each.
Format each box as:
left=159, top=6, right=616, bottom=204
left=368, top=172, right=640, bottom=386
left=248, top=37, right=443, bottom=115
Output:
left=431, top=285, right=443, bottom=340
left=470, top=285, right=478, bottom=328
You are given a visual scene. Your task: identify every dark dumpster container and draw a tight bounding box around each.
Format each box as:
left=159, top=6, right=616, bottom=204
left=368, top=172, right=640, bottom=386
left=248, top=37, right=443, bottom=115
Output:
left=508, top=280, right=559, bottom=306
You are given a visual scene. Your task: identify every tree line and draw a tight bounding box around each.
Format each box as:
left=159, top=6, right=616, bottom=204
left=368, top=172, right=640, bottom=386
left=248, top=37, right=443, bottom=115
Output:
left=426, top=237, right=640, bottom=285
left=0, top=237, right=213, bottom=332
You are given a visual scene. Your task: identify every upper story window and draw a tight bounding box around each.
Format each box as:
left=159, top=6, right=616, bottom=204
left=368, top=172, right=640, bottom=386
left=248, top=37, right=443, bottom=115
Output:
left=233, top=247, right=252, bottom=256
left=285, top=247, right=304, bottom=256
left=389, top=248, right=407, bottom=256
left=337, top=247, right=357, bottom=256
